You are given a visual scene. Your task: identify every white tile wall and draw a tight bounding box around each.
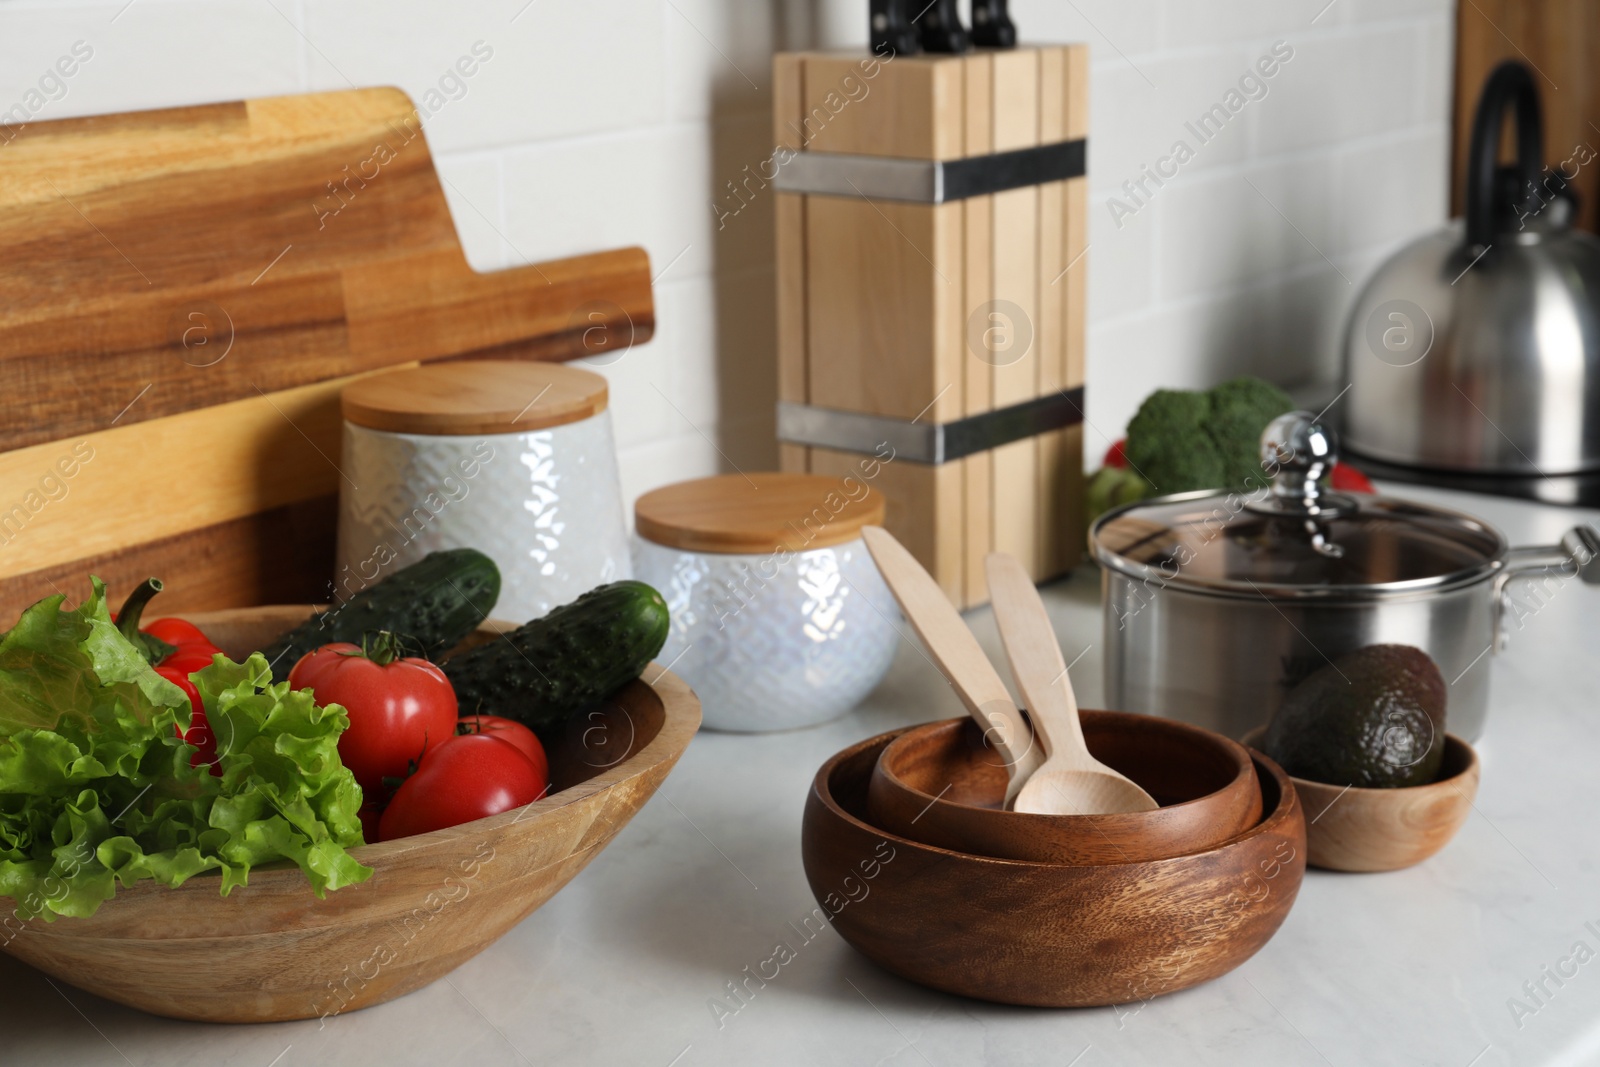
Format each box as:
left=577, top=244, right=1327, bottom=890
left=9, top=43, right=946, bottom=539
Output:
left=0, top=0, right=1455, bottom=505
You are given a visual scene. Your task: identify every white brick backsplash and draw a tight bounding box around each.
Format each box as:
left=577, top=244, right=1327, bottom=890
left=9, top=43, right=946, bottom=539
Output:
left=302, top=0, right=666, bottom=153
left=1160, top=0, right=1328, bottom=49
left=1157, top=154, right=1340, bottom=301
left=1332, top=127, right=1449, bottom=256
left=662, top=0, right=776, bottom=122
left=1012, top=0, right=1164, bottom=60
left=434, top=153, right=509, bottom=273
left=1091, top=46, right=1258, bottom=188
left=1, top=0, right=1457, bottom=494
left=1088, top=189, right=1156, bottom=323
left=1253, top=27, right=1421, bottom=156
left=502, top=123, right=713, bottom=284
left=0, top=2, right=300, bottom=124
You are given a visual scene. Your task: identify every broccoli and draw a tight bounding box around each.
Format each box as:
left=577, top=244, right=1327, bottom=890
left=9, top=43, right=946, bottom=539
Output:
left=1203, top=377, right=1296, bottom=488
left=1121, top=377, right=1294, bottom=495
left=1123, top=388, right=1225, bottom=493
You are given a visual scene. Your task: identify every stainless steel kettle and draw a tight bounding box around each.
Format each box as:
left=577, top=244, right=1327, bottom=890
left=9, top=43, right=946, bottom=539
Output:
left=1342, top=60, right=1600, bottom=477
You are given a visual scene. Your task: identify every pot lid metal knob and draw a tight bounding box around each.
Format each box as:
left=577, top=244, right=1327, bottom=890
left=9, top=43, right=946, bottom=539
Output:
left=1256, top=411, right=1356, bottom=557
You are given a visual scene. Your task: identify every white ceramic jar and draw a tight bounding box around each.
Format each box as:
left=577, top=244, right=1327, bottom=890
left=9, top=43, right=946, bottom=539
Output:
left=631, top=473, right=899, bottom=732
left=338, top=361, right=630, bottom=623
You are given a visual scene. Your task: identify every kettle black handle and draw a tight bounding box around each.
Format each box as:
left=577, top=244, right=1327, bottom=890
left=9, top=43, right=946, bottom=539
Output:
left=1465, top=60, right=1544, bottom=249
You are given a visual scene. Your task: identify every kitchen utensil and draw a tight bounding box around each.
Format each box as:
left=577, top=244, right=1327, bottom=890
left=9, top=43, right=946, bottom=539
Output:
left=1342, top=59, right=1600, bottom=481
left=861, top=525, right=1041, bottom=803
left=0, top=605, right=700, bottom=1024
left=773, top=44, right=1089, bottom=609
left=914, top=0, right=970, bottom=53
left=1243, top=728, right=1478, bottom=872
left=339, top=361, right=632, bottom=623
left=970, top=0, right=1017, bottom=48
left=985, top=551, right=1156, bottom=814
left=869, top=0, right=919, bottom=56
left=867, top=713, right=1261, bottom=864
left=1093, top=411, right=1600, bottom=741
left=630, top=473, right=897, bottom=732
left=803, top=726, right=1305, bottom=1007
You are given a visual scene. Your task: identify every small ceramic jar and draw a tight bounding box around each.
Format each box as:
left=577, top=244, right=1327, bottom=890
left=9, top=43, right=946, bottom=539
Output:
left=338, top=360, right=630, bottom=623
left=631, top=472, right=899, bottom=732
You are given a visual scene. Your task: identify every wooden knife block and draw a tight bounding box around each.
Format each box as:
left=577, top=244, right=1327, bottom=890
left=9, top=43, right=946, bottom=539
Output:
left=774, top=45, right=1088, bottom=608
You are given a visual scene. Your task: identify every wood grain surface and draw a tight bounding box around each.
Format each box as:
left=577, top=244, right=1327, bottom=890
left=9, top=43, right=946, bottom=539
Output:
left=0, top=606, right=701, bottom=1023
left=342, top=361, right=609, bottom=436
left=1452, top=0, right=1600, bottom=233
left=634, top=472, right=885, bottom=554
left=773, top=47, right=1088, bottom=606
left=0, top=87, right=655, bottom=617
left=867, top=714, right=1261, bottom=865
left=1243, top=728, right=1479, bottom=872
left=806, top=726, right=1304, bottom=1007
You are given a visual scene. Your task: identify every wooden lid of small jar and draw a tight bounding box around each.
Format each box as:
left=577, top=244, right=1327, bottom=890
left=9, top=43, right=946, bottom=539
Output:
left=341, top=360, right=609, bottom=435
left=635, top=472, right=887, bottom=554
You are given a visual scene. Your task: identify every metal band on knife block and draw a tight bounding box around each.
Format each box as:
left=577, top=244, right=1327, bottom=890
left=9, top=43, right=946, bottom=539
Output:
left=777, top=388, right=1084, bottom=466
left=773, top=139, right=1085, bottom=204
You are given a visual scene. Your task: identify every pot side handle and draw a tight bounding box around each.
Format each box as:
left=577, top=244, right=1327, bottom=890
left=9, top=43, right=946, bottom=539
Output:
left=1493, top=524, right=1600, bottom=650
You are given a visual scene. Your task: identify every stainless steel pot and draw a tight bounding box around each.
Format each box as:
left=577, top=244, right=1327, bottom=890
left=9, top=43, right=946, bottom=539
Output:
left=1341, top=60, right=1600, bottom=476
left=1091, top=413, right=1600, bottom=741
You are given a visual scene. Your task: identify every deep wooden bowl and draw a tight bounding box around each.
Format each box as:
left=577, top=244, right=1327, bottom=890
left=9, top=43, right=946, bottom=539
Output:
left=0, top=606, right=701, bottom=1023
left=1242, top=728, right=1479, bottom=872
left=804, top=726, right=1305, bottom=1007
left=867, top=713, right=1263, bottom=864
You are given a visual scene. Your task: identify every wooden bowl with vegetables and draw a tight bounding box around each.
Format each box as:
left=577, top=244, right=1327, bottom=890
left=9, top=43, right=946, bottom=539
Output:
left=0, top=564, right=698, bottom=1023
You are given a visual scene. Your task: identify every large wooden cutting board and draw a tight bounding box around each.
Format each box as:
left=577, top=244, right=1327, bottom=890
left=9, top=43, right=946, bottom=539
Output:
left=0, top=87, right=655, bottom=615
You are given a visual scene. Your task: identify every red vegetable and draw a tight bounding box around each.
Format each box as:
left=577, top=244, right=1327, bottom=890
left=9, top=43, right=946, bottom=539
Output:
left=458, top=714, right=549, bottom=795
left=288, top=632, right=459, bottom=801
left=115, top=579, right=223, bottom=773
left=1102, top=438, right=1129, bottom=469
left=378, top=732, right=546, bottom=841
left=1330, top=462, right=1376, bottom=494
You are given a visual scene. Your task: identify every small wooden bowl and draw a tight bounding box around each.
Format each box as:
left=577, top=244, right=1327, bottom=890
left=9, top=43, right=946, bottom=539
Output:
left=1242, top=727, right=1479, bottom=872
left=867, top=713, right=1263, bottom=864
left=0, top=606, right=701, bottom=1023
left=804, top=727, right=1306, bottom=1007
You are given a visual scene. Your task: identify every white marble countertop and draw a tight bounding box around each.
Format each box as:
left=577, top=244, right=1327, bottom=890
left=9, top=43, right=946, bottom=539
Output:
left=6, top=484, right=1600, bottom=1067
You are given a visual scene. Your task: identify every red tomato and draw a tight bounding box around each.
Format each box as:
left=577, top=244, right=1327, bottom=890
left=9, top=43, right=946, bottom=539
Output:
left=157, top=666, right=220, bottom=775
left=357, top=802, right=383, bottom=845
left=289, top=641, right=459, bottom=801
left=1330, top=461, right=1377, bottom=494
left=378, top=733, right=545, bottom=841
left=458, top=715, right=549, bottom=795
left=1102, top=438, right=1129, bottom=469
left=143, top=617, right=214, bottom=647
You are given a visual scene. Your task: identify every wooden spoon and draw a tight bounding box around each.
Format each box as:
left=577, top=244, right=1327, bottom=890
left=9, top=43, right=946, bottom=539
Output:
left=861, top=526, right=1042, bottom=805
left=985, top=552, right=1158, bottom=815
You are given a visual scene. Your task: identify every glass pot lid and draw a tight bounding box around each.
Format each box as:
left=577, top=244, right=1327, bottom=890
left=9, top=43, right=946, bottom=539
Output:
left=1089, top=412, right=1509, bottom=599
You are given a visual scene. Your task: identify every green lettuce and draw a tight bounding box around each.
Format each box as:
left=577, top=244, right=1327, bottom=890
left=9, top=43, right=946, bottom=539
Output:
left=0, top=579, right=370, bottom=921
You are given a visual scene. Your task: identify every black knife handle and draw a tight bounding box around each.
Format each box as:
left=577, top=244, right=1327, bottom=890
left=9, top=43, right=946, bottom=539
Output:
left=970, top=0, right=1017, bottom=48
left=870, top=0, right=920, bottom=57
left=915, top=0, right=971, bottom=54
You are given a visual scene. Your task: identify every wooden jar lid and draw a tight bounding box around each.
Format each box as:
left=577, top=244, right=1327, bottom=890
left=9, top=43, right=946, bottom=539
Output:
left=635, top=472, right=887, bottom=555
left=341, top=360, right=609, bottom=435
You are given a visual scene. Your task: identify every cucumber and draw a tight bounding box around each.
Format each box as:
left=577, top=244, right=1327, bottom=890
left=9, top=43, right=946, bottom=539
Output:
left=443, top=580, right=670, bottom=733
left=262, top=548, right=502, bottom=681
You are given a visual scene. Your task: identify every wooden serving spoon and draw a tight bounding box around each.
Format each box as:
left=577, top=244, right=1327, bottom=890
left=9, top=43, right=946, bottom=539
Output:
left=861, top=526, right=1042, bottom=805
left=985, top=552, right=1158, bottom=815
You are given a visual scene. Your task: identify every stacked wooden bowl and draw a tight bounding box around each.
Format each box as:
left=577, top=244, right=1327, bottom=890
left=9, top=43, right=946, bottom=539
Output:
left=801, top=712, right=1307, bottom=1008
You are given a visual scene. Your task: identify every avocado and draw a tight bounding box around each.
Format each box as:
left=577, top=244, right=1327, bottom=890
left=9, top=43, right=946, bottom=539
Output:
left=1262, top=644, right=1447, bottom=788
